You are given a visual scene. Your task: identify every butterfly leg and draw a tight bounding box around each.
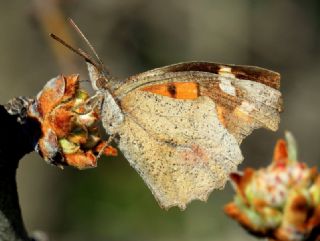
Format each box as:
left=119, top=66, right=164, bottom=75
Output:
left=75, top=92, right=104, bottom=116
left=87, top=93, right=104, bottom=113
left=96, top=134, right=116, bottom=159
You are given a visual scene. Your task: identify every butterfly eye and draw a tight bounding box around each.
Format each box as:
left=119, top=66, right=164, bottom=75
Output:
left=96, top=77, right=108, bottom=89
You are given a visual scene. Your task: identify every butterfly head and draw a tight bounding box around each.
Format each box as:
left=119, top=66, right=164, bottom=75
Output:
left=86, top=62, right=111, bottom=91
left=50, top=19, right=113, bottom=92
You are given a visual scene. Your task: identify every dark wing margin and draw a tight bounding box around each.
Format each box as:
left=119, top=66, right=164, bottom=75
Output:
left=128, top=62, right=280, bottom=90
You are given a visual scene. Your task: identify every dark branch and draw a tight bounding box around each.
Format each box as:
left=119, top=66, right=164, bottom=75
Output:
left=0, top=99, right=41, bottom=241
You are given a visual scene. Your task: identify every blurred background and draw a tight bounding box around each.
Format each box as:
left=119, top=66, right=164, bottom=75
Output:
left=0, top=0, right=319, bottom=240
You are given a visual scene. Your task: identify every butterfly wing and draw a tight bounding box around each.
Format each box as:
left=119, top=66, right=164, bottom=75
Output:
left=118, top=91, right=242, bottom=209
left=111, top=62, right=282, bottom=209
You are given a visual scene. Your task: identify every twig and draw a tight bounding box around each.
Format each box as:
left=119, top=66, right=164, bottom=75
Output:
left=0, top=98, right=41, bottom=241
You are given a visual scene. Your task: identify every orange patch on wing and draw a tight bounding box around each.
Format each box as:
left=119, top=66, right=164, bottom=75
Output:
left=180, top=144, right=209, bottom=164
left=216, top=105, right=227, bottom=127
left=233, top=107, right=253, bottom=123
left=142, top=82, right=199, bottom=99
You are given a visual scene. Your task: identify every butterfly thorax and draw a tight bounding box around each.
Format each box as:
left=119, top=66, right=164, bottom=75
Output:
left=99, top=89, right=124, bottom=135
left=87, top=64, right=124, bottom=135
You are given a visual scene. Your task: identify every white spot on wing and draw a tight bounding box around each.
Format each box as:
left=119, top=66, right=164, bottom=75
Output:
left=218, top=66, right=236, bottom=96
left=239, top=101, right=255, bottom=113
left=219, top=76, right=236, bottom=96
left=218, top=66, right=235, bottom=78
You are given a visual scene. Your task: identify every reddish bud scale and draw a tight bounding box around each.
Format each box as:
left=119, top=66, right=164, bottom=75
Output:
left=225, top=132, right=320, bottom=241
left=28, top=74, right=117, bottom=169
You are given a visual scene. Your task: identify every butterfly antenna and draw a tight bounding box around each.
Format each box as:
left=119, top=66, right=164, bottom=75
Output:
left=68, top=18, right=104, bottom=67
left=50, top=33, right=101, bottom=70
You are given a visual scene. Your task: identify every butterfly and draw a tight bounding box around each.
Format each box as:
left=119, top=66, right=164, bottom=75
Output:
left=50, top=19, right=282, bottom=210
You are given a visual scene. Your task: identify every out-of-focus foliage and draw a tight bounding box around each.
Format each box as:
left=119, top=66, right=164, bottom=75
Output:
left=0, top=0, right=319, bottom=240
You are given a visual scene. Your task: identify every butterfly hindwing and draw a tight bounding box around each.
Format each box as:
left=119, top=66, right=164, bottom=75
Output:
left=118, top=90, right=242, bottom=209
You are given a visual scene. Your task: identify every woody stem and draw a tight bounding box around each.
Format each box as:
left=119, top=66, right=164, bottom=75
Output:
left=0, top=104, right=41, bottom=241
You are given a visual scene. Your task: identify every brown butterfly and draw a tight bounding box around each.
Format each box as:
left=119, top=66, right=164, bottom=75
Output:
left=50, top=19, right=282, bottom=210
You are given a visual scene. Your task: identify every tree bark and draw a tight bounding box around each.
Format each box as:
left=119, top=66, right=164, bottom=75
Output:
left=0, top=104, right=40, bottom=241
